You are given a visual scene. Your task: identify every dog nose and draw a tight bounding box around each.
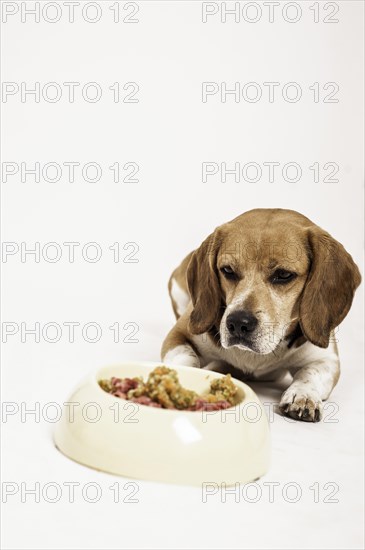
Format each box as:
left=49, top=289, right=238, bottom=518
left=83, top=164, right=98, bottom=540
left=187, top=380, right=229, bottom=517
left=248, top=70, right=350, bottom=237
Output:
left=226, top=311, right=258, bottom=336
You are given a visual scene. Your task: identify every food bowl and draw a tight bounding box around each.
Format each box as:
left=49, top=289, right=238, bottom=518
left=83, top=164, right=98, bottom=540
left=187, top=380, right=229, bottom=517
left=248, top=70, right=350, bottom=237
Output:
left=54, top=361, right=270, bottom=486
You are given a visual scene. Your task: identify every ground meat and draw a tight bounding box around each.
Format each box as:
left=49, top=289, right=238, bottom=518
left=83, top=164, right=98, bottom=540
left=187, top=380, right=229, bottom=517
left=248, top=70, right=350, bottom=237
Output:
left=111, top=377, right=139, bottom=393
left=99, top=367, right=237, bottom=411
left=130, top=395, right=162, bottom=408
left=189, top=398, right=232, bottom=411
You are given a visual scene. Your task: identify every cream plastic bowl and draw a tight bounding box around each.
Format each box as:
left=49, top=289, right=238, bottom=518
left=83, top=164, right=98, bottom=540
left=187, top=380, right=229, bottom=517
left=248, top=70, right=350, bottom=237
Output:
left=54, top=361, right=270, bottom=486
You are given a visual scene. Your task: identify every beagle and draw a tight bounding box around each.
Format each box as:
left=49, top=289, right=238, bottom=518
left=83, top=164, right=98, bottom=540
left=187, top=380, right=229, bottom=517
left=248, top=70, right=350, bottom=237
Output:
left=161, top=209, right=361, bottom=422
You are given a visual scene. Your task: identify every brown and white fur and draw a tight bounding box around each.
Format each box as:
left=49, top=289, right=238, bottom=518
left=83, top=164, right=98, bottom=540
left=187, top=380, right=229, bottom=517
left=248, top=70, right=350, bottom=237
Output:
left=161, top=209, right=361, bottom=422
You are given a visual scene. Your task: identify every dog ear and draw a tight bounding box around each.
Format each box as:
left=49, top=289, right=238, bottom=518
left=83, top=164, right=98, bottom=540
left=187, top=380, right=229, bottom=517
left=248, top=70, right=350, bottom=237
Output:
left=187, top=229, right=222, bottom=335
left=299, top=227, right=361, bottom=348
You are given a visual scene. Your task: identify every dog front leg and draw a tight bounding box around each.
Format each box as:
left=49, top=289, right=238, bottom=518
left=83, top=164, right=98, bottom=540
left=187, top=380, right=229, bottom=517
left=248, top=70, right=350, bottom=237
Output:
left=279, top=359, right=340, bottom=422
left=161, top=325, right=201, bottom=368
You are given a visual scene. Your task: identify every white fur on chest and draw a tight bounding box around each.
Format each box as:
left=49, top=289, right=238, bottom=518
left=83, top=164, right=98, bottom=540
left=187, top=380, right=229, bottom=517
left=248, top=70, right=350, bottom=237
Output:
left=191, top=333, right=338, bottom=377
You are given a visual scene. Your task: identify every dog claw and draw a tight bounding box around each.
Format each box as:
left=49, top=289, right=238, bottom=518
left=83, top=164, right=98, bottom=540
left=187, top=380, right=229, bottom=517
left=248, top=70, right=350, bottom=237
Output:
left=279, top=389, right=323, bottom=422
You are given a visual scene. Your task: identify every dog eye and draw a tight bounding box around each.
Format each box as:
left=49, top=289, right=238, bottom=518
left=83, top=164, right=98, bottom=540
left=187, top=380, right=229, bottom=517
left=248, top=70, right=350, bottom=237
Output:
left=271, top=269, right=296, bottom=284
left=220, top=266, right=237, bottom=280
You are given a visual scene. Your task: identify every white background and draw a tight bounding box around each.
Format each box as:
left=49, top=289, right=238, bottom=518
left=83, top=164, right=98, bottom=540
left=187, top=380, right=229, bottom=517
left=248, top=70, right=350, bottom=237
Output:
left=1, top=1, right=364, bottom=549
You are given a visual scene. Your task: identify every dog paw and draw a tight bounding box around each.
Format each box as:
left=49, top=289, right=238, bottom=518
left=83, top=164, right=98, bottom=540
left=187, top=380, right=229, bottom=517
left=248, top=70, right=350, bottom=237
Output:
left=279, top=387, right=323, bottom=422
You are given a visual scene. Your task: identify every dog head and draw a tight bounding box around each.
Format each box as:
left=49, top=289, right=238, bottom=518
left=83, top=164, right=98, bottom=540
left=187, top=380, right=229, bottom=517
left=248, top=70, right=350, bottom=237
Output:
left=187, top=209, right=361, bottom=354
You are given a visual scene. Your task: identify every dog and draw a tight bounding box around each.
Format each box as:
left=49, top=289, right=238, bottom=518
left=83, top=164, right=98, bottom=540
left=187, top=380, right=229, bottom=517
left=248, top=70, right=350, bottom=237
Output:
left=161, top=209, right=361, bottom=422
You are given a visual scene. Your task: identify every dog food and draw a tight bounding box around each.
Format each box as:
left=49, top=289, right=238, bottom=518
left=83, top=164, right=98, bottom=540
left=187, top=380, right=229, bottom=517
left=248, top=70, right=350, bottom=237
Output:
left=99, top=366, right=238, bottom=410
